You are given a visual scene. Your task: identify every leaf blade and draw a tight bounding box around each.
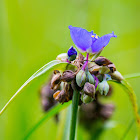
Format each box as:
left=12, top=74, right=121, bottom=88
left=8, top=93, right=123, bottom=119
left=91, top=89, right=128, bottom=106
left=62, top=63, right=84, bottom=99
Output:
left=0, top=60, right=71, bottom=116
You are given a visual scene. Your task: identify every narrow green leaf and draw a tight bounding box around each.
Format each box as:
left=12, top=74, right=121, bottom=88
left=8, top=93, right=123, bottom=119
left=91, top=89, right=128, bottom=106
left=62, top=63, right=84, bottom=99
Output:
left=124, top=73, right=140, bottom=79
left=110, top=79, right=140, bottom=139
left=120, top=108, right=140, bottom=140
left=24, top=101, right=71, bottom=140
left=0, top=60, right=73, bottom=116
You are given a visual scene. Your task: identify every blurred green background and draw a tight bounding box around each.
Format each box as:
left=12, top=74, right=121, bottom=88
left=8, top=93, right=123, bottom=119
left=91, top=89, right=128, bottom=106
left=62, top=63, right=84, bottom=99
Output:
left=0, top=0, right=140, bottom=140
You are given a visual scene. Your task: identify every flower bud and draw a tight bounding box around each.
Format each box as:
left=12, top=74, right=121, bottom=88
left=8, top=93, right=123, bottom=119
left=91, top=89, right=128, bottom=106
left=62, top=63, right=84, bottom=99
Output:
left=84, top=82, right=95, bottom=98
left=94, top=56, right=112, bottom=66
left=53, top=90, right=67, bottom=104
left=86, top=71, right=95, bottom=84
left=108, top=63, right=116, bottom=73
left=51, top=70, right=61, bottom=90
left=98, top=80, right=109, bottom=96
left=67, top=46, right=77, bottom=61
left=110, top=71, right=124, bottom=82
left=61, top=70, right=76, bottom=82
left=77, top=53, right=84, bottom=64
left=99, top=66, right=110, bottom=74
left=56, top=53, right=67, bottom=61
left=89, top=64, right=100, bottom=75
left=53, top=90, right=61, bottom=101
left=76, top=70, right=87, bottom=87
left=65, top=84, right=73, bottom=100
left=71, top=78, right=83, bottom=91
left=81, top=94, right=93, bottom=104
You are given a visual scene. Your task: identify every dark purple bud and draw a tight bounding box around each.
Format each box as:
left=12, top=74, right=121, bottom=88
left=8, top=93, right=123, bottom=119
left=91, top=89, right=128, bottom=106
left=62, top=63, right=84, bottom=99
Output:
left=67, top=46, right=77, bottom=61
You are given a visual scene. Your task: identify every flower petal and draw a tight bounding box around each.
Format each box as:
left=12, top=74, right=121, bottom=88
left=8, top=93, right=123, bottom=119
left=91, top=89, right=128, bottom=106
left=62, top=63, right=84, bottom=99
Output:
left=91, top=32, right=117, bottom=53
left=69, top=25, right=93, bottom=51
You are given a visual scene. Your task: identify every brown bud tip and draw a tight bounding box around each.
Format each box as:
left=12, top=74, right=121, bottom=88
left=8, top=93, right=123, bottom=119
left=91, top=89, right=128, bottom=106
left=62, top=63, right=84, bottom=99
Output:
left=108, top=63, right=116, bottom=73
left=94, top=56, right=112, bottom=66
left=84, top=82, right=95, bottom=98
left=77, top=53, right=85, bottom=64
left=110, top=71, right=124, bottom=82
left=53, top=90, right=61, bottom=101
left=51, top=70, right=61, bottom=90
left=71, top=78, right=83, bottom=91
left=61, top=70, right=76, bottom=82
left=53, top=89, right=71, bottom=104
left=89, top=64, right=100, bottom=75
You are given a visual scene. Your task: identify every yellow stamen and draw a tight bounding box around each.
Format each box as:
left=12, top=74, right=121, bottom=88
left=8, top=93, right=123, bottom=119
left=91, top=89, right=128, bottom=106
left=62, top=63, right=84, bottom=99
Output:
left=95, top=35, right=98, bottom=39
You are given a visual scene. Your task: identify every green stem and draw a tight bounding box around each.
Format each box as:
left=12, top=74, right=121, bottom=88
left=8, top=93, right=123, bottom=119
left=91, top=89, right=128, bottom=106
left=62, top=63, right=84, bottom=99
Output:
left=69, top=90, right=80, bottom=140
left=120, top=79, right=140, bottom=139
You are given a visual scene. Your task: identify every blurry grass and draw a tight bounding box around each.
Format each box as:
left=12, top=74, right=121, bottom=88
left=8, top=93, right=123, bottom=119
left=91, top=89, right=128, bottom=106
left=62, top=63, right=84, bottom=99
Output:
left=24, top=102, right=71, bottom=139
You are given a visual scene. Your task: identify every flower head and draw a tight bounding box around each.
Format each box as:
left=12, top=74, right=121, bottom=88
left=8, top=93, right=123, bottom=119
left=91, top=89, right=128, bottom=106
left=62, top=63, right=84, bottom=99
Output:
left=68, top=25, right=117, bottom=53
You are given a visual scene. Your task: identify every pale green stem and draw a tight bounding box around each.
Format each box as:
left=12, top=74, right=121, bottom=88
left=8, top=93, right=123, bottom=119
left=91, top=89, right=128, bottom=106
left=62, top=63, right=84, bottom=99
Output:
left=69, top=90, right=80, bottom=140
left=120, top=79, right=140, bottom=139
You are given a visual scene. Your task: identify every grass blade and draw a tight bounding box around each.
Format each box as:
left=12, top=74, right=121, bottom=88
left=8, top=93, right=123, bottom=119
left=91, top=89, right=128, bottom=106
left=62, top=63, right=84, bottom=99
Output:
left=120, top=108, right=140, bottom=140
left=0, top=60, right=71, bottom=116
left=124, top=73, right=140, bottom=79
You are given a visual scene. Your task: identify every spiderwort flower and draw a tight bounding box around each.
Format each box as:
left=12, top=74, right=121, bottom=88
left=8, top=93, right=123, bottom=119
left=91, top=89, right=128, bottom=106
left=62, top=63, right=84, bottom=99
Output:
left=68, top=25, right=117, bottom=53
left=67, top=46, right=77, bottom=61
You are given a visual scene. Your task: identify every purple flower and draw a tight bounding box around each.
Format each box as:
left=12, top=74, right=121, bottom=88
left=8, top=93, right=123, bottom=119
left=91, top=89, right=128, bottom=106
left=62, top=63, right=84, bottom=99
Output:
left=68, top=25, right=117, bottom=53
left=67, top=46, right=77, bottom=61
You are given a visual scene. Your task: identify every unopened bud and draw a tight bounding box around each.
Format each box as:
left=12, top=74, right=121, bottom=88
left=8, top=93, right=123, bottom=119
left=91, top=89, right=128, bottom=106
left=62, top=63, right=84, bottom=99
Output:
left=53, top=90, right=67, bottom=104
left=98, top=80, right=109, bottom=96
left=108, top=63, right=116, bottom=73
left=53, top=90, right=61, bottom=101
left=86, top=71, right=95, bottom=84
left=81, top=94, right=93, bottom=104
left=65, top=84, right=73, bottom=100
left=89, top=64, right=100, bottom=75
left=71, top=78, right=83, bottom=91
left=110, top=71, right=124, bottom=82
left=94, top=56, right=112, bottom=66
left=67, top=46, right=77, bottom=61
left=76, top=70, right=87, bottom=87
left=56, top=53, right=67, bottom=61
left=51, top=70, right=61, bottom=90
left=61, top=70, right=76, bottom=82
left=77, top=53, right=84, bottom=64
left=84, top=82, right=95, bottom=98
left=99, top=66, right=110, bottom=74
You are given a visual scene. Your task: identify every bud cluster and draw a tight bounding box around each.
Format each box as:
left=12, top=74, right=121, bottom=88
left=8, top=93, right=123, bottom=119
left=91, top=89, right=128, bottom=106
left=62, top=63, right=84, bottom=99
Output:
left=50, top=48, right=123, bottom=105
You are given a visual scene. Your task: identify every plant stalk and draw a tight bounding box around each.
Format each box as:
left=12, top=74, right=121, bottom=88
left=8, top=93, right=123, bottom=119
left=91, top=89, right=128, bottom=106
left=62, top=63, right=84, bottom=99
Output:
left=69, top=90, right=80, bottom=140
